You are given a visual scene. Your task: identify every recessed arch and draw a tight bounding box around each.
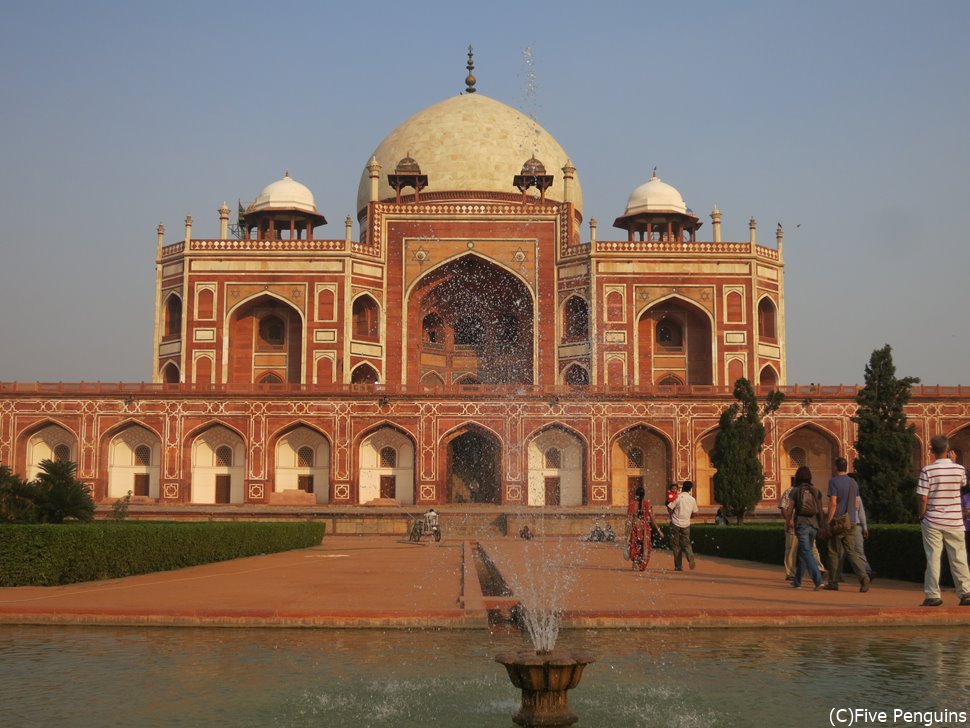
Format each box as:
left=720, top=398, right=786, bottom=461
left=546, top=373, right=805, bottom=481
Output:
left=189, top=424, right=246, bottom=504
left=637, top=294, right=714, bottom=386
left=758, top=295, right=778, bottom=341
left=441, top=422, right=503, bottom=504
left=404, top=252, right=535, bottom=386
left=352, top=293, right=381, bottom=341
left=779, top=423, right=841, bottom=493
left=563, top=363, right=589, bottom=385
left=358, top=424, right=416, bottom=504
left=271, top=423, right=331, bottom=504
left=562, top=295, right=589, bottom=343
left=106, top=423, right=162, bottom=499
left=351, top=362, right=380, bottom=384
left=20, top=421, right=78, bottom=481
left=610, top=424, right=673, bottom=507
left=526, top=424, right=586, bottom=506
left=225, top=292, right=304, bottom=385
left=161, top=362, right=180, bottom=384
left=759, top=364, right=779, bottom=388
left=163, top=292, right=182, bottom=340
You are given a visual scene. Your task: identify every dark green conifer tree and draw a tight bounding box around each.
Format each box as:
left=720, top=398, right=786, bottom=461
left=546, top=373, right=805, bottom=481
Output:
left=852, top=345, right=920, bottom=523
left=712, top=378, right=784, bottom=524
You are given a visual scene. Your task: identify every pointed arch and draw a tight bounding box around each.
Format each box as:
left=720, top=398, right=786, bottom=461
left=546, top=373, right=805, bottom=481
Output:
left=758, top=295, right=778, bottom=341
left=188, top=422, right=246, bottom=504
left=562, top=295, right=589, bottom=343
left=563, top=363, right=589, bottom=385
left=357, top=423, right=416, bottom=505
left=779, top=423, right=842, bottom=494
left=225, top=291, right=305, bottom=385
left=759, top=364, right=779, bottom=388
left=440, top=422, right=503, bottom=504
left=270, top=422, right=331, bottom=504
left=610, top=424, right=673, bottom=507
left=351, top=362, right=379, bottom=384
left=161, top=361, right=180, bottom=384
left=637, top=294, right=714, bottom=386
left=404, top=252, right=535, bottom=386
left=526, top=423, right=587, bottom=506
left=20, top=420, right=79, bottom=482
left=352, top=293, right=380, bottom=341
left=163, top=292, right=182, bottom=340
left=105, top=422, right=162, bottom=500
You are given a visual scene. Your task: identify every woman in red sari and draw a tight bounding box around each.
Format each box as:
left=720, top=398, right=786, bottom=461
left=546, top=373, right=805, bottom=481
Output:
left=627, top=485, right=662, bottom=571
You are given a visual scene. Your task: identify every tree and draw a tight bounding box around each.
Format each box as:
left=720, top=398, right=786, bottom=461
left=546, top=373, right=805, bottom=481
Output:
left=712, top=378, right=784, bottom=524
left=32, top=459, right=95, bottom=523
left=852, top=345, right=920, bottom=523
left=0, top=465, right=38, bottom=523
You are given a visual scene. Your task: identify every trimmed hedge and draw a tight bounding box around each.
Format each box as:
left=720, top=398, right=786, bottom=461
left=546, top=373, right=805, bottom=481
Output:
left=0, top=521, right=325, bottom=586
left=679, top=523, right=943, bottom=584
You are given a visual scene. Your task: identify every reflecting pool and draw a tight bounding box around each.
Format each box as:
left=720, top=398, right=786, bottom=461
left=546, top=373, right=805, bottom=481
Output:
left=2, top=626, right=968, bottom=727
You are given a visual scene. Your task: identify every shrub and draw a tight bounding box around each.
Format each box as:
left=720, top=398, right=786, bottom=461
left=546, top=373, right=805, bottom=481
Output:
left=686, top=523, right=931, bottom=583
left=0, top=521, right=325, bottom=586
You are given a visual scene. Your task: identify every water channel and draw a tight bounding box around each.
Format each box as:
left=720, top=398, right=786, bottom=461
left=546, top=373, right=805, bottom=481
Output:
left=3, top=625, right=968, bottom=727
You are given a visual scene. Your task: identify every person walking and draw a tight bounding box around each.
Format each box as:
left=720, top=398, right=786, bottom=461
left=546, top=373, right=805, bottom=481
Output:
left=783, top=466, right=825, bottom=590
left=626, top=485, right=661, bottom=571
left=668, top=480, right=698, bottom=571
left=917, top=435, right=970, bottom=606
left=780, top=478, right=827, bottom=581
left=823, top=457, right=870, bottom=592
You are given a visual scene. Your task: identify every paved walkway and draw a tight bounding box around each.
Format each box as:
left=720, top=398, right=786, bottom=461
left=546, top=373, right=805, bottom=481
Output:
left=1, top=535, right=968, bottom=629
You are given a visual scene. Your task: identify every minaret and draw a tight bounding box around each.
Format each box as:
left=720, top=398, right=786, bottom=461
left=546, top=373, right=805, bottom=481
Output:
left=219, top=202, right=230, bottom=239
left=711, top=206, right=722, bottom=243
left=367, top=157, right=381, bottom=203
left=749, top=216, right=757, bottom=246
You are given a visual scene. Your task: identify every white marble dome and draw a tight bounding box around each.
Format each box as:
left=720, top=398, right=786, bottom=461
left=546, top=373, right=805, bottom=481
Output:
left=251, top=173, right=320, bottom=214
left=357, top=93, right=582, bottom=215
left=621, top=172, right=688, bottom=216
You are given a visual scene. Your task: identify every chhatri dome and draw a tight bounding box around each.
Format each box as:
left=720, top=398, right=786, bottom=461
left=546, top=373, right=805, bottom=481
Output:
left=620, top=168, right=688, bottom=216
left=356, top=53, right=582, bottom=217
left=250, top=172, right=321, bottom=215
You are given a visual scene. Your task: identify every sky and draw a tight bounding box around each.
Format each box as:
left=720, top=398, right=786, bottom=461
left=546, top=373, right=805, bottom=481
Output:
left=1, top=0, right=967, bottom=386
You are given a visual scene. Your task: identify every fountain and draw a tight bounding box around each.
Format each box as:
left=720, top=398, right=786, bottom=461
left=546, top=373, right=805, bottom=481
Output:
left=485, top=533, right=596, bottom=727
left=494, top=649, right=595, bottom=727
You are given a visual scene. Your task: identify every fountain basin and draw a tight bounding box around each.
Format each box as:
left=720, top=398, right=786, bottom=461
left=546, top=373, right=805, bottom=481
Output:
left=495, top=650, right=595, bottom=727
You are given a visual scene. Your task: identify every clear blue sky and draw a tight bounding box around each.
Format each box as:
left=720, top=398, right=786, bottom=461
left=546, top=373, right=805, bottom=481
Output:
left=1, top=0, right=967, bottom=385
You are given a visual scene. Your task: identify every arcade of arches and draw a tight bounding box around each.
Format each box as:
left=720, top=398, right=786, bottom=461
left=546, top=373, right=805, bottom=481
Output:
left=9, top=411, right=970, bottom=509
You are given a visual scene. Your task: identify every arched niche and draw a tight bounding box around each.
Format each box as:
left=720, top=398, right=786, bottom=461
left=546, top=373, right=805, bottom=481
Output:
left=638, top=296, right=713, bottom=386
left=107, top=424, right=162, bottom=499
left=190, top=425, right=246, bottom=504
left=527, top=427, right=585, bottom=506
left=406, top=254, right=534, bottom=385
left=358, top=426, right=415, bottom=504
left=610, top=425, right=671, bottom=507
left=274, top=426, right=330, bottom=503
left=226, top=294, right=303, bottom=385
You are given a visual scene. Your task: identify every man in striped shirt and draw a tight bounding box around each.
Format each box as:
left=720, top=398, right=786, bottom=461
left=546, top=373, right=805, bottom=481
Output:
left=917, top=434, right=970, bottom=606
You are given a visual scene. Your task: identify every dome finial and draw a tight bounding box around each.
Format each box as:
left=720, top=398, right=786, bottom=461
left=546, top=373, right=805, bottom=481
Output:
left=465, top=45, right=477, bottom=93
left=651, top=166, right=657, bottom=179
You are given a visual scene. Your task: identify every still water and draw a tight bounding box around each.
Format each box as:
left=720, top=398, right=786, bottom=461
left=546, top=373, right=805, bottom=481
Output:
left=2, top=625, right=968, bottom=728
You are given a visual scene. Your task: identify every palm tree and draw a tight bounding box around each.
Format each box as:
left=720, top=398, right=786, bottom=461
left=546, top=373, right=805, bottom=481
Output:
left=33, top=459, right=95, bottom=523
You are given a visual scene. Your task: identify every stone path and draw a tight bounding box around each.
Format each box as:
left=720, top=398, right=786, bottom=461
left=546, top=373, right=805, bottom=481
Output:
left=1, top=535, right=967, bottom=629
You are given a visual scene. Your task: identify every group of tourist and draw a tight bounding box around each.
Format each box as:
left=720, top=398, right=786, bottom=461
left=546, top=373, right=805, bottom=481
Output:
left=779, top=434, right=970, bottom=606
left=621, top=434, right=970, bottom=607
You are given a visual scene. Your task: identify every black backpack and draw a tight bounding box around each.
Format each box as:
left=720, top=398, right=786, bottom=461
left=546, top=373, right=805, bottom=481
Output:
left=796, top=484, right=818, bottom=517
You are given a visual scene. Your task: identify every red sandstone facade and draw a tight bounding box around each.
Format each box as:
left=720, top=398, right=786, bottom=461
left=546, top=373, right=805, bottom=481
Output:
left=2, top=74, right=968, bottom=511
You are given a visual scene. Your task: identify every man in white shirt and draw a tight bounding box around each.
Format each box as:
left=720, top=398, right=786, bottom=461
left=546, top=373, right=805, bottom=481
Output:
left=917, top=435, right=970, bottom=606
left=668, top=480, right=699, bottom=571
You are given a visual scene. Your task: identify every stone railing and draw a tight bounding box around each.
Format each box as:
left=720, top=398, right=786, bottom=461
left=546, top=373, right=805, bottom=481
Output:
left=594, top=240, right=779, bottom=259
left=3, top=381, right=967, bottom=400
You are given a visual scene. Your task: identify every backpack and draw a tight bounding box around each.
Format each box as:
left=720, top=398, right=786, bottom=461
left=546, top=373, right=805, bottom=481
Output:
left=795, top=484, right=817, bottom=517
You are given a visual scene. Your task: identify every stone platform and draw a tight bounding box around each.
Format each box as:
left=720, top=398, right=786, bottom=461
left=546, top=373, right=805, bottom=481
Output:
left=2, top=534, right=969, bottom=630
